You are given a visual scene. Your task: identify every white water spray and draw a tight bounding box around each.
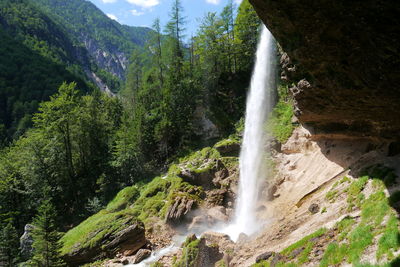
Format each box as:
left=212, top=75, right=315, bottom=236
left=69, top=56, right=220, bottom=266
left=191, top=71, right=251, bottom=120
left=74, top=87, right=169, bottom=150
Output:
left=224, top=25, right=276, bottom=240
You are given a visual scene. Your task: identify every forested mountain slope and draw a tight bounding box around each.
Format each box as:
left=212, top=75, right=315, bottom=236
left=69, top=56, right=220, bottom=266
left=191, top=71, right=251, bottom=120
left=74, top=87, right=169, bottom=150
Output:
left=0, top=0, right=152, bottom=143
left=33, top=0, right=153, bottom=80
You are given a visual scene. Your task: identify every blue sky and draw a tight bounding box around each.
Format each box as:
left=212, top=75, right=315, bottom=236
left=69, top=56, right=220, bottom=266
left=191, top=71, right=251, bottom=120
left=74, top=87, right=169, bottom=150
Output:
left=88, top=0, right=242, bottom=39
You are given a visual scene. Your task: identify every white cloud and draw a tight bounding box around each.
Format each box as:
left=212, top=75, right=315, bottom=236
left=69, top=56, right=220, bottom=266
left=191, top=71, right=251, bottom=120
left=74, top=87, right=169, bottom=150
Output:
left=205, top=0, right=221, bottom=4
left=107, top=13, right=119, bottom=21
left=130, top=9, right=144, bottom=16
left=234, top=0, right=243, bottom=4
left=102, top=0, right=118, bottom=3
left=126, top=0, right=160, bottom=9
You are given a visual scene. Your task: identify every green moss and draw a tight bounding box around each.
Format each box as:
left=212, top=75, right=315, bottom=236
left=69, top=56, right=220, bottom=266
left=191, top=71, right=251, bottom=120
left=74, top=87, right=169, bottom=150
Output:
left=220, top=156, right=239, bottom=169
left=173, top=238, right=201, bottom=267
left=180, top=147, right=220, bottom=173
left=60, top=209, right=137, bottom=255
left=321, top=207, right=327, bottom=213
left=106, top=186, right=139, bottom=212
left=214, top=138, right=240, bottom=148
left=281, top=228, right=326, bottom=256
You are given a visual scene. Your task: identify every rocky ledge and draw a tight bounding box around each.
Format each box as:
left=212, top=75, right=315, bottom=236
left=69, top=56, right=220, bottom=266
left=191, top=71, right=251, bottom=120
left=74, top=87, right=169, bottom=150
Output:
left=250, top=0, right=400, bottom=140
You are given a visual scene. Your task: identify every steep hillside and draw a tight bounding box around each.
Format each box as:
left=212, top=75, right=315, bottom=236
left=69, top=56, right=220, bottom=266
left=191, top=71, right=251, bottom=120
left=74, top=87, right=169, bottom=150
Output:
left=0, top=0, right=92, bottom=141
left=33, top=0, right=153, bottom=80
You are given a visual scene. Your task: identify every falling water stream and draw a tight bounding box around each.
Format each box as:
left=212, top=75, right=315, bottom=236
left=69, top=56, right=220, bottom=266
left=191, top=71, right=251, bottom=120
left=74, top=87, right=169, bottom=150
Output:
left=129, top=25, right=276, bottom=266
left=223, top=25, right=276, bottom=241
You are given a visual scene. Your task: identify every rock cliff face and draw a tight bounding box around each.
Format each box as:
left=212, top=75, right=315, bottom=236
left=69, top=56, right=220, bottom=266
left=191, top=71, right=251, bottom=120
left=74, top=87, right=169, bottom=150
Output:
left=249, top=0, right=400, bottom=140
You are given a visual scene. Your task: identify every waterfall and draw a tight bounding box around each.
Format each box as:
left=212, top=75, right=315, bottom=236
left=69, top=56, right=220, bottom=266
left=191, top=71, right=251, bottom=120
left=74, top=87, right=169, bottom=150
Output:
left=224, top=25, right=276, bottom=240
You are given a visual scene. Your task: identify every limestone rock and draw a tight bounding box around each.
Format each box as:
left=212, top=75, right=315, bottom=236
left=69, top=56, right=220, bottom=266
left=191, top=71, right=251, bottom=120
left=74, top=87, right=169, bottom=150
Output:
left=20, top=224, right=35, bottom=260
left=249, top=0, right=400, bottom=140
left=308, top=203, right=320, bottom=214
left=207, top=206, right=228, bottom=223
left=165, top=196, right=195, bottom=224
left=255, top=251, right=273, bottom=263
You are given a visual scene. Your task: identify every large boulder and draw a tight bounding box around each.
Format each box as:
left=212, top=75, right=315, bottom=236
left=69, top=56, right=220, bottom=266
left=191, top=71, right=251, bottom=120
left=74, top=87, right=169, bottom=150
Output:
left=64, top=222, right=146, bottom=266
left=249, top=0, right=400, bottom=140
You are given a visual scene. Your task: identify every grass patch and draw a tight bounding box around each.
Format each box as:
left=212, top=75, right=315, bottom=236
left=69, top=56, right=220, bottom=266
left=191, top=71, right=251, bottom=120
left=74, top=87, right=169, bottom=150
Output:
left=347, top=176, right=369, bottom=210
left=320, top=242, right=347, bottom=267
left=281, top=228, right=327, bottom=256
left=377, top=215, right=400, bottom=260
left=326, top=189, right=338, bottom=202
left=347, top=224, right=374, bottom=263
left=297, top=242, right=313, bottom=264
left=361, top=191, right=390, bottom=226
left=336, top=216, right=355, bottom=241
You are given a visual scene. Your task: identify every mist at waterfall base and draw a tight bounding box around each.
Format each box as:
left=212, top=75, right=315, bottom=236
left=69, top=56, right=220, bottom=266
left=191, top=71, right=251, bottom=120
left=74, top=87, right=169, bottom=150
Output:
left=220, top=25, right=277, bottom=241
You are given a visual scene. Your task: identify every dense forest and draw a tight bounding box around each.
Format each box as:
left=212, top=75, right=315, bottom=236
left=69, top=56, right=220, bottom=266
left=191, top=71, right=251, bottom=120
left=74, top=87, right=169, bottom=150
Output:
left=0, top=0, right=261, bottom=265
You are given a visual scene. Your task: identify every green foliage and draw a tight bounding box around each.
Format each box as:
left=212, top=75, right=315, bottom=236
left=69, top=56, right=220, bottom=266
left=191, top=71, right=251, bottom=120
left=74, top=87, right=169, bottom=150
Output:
left=267, top=85, right=295, bottom=143
left=0, top=83, right=123, bottom=232
left=29, top=199, right=65, bottom=267
left=336, top=216, right=355, bottom=241
left=377, top=215, right=400, bottom=260
left=320, top=242, right=347, bottom=267
left=0, top=222, right=20, bottom=266
left=280, top=228, right=326, bottom=256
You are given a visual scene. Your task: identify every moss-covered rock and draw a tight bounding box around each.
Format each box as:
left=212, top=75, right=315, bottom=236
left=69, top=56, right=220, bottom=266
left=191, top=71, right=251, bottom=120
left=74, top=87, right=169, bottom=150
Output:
left=61, top=210, right=145, bottom=266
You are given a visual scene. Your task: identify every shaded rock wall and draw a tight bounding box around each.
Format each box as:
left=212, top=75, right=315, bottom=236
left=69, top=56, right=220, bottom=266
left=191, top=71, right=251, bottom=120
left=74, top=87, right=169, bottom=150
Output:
left=250, top=0, right=400, bottom=140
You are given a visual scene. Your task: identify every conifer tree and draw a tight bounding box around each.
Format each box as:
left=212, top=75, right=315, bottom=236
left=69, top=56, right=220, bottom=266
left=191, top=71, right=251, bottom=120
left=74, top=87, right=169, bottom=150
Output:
left=29, top=199, right=64, bottom=267
left=0, top=222, right=19, bottom=266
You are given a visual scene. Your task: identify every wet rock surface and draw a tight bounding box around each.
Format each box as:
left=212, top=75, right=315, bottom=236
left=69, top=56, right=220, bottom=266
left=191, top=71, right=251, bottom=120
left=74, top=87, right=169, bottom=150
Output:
left=133, top=249, right=151, bottom=264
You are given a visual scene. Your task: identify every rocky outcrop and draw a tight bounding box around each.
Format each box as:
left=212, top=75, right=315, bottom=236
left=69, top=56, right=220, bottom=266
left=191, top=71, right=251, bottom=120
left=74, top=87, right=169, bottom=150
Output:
left=20, top=224, right=35, bottom=260
left=250, top=0, right=400, bottom=140
left=64, top=222, right=146, bottom=266
left=165, top=195, right=196, bottom=224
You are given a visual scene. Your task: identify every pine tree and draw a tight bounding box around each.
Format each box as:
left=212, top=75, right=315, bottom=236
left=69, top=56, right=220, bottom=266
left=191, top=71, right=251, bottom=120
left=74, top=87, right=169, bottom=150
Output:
left=29, top=200, right=64, bottom=267
left=0, top=222, right=19, bottom=266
